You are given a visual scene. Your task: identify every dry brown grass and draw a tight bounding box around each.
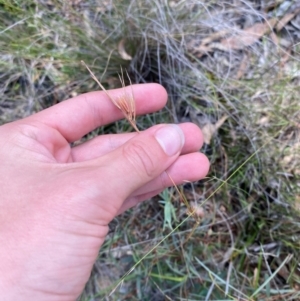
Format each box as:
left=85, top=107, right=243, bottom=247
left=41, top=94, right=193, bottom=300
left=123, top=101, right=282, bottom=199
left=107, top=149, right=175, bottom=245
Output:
left=81, top=60, right=139, bottom=133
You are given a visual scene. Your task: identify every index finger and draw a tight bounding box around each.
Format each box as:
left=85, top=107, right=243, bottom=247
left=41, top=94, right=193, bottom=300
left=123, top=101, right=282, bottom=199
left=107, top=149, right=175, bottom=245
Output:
left=25, top=83, right=167, bottom=142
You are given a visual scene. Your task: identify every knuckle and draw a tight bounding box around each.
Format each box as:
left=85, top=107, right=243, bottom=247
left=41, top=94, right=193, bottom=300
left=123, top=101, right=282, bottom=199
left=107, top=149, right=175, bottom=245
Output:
left=122, top=141, right=157, bottom=178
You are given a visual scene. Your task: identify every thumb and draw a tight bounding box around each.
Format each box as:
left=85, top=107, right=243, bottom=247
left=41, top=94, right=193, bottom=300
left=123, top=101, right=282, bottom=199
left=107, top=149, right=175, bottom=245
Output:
left=99, top=124, right=185, bottom=200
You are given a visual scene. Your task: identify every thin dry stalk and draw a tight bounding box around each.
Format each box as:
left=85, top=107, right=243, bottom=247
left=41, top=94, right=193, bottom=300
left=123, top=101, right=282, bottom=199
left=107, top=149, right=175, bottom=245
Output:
left=168, top=175, right=201, bottom=223
left=81, top=61, right=139, bottom=132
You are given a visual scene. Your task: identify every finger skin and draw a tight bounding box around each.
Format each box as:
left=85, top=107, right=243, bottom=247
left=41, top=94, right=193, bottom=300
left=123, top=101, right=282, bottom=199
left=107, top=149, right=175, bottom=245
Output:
left=71, top=123, right=204, bottom=161
left=23, top=84, right=167, bottom=142
left=116, top=152, right=210, bottom=214
left=132, top=152, right=209, bottom=197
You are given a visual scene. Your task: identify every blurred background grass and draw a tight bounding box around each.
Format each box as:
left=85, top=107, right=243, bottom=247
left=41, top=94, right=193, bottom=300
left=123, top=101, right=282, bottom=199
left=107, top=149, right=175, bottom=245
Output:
left=1, top=0, right=300, bottom=300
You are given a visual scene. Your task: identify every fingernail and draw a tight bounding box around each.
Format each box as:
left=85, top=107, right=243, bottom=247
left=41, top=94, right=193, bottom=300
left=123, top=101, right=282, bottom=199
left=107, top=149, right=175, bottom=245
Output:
left=155, top=125, right=185, bottom=156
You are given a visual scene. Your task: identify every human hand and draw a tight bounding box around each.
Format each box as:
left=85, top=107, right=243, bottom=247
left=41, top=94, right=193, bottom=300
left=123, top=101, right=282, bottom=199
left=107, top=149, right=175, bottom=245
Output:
left=0, top=84, right=209, bottom=300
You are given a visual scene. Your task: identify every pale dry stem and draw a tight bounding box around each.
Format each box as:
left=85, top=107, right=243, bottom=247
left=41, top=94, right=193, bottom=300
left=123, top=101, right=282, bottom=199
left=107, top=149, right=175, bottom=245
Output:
left=167, top=173, right=201, bottom=223
left=81, top=60, right=139, bottom=132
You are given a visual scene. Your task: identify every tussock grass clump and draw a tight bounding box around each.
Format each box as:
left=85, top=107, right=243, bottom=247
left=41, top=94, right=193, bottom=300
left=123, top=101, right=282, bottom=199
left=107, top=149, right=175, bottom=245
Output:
left=1, top=0, right=300, bottom=300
